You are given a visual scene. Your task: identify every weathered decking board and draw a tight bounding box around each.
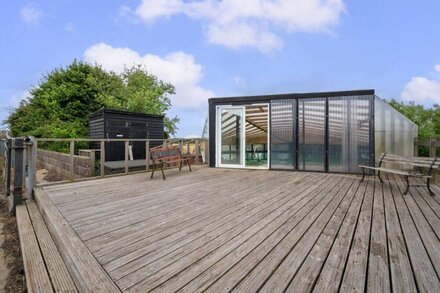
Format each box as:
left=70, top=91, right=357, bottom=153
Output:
left=36, top=167, right=440, bottom=292
left=16, top=205, right=54, bottom=292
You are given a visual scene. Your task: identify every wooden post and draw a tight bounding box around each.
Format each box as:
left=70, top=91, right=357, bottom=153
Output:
left=11, top=138, right=25, bottom=213
left=430, top=139, right=436, bottom=157
left=26, top=137, right=37, bottom=200
left=195, top=139, right=200, bottom=164
left=179, top=140, right=183, bottom=152
left=186, top=142, right=190, bottom=155
left=205, top=139, right=209, bottom=165
left=4, top=139, right=12, bottom=198
left=90, top=150, right=95, bottom=176
left=100, top=141, right=105, bottom=177
left=125, top=140, right=129, bottom=174
left=145, top=140, right=150, bottom=171
left=414, top=138, right=418, bottom=157
left=69, top=141, right=75, bottom=181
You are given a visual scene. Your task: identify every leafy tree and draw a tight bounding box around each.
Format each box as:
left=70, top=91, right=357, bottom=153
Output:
left=120, top=66, right=179, bottom=137
left=388, top=99, right=438, bottom=141
left=6, top=61, right=179, bottom=138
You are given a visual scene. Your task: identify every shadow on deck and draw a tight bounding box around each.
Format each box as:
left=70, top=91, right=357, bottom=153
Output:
left=31, top=166, right=440, bottom=292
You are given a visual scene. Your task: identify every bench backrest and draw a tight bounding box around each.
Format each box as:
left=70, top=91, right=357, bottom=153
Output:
left=379, top=153, right=439, bottom=173
left=149, top=145, right=183, bottom=162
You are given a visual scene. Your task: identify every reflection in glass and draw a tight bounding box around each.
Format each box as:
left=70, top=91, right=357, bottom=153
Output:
left=245, top=105, right=268, bottom=168
left=328, top=96, right=371, bottom=173
left=270, top=99, right=295, bottom=169
left=298, top=98, right=326, bottom=171
left=374, top=96, right=418, bottom=165
left=221, top=108, right=242, bottom=165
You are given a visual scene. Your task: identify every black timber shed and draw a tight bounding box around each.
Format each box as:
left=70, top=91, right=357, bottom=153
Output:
left=88, top=108, right=164, bottom=162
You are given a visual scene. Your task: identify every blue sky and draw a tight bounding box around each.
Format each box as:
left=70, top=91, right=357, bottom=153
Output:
left=1, top=0, right=440, bottom=137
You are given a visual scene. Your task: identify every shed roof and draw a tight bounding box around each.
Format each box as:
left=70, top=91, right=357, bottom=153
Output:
left=89, top=108, right=164, bottom=120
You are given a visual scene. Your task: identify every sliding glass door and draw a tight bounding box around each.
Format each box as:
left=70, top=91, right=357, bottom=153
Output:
left=216, top=106, right=245, bottom=167
left=216, top=105, right=269, bottom=168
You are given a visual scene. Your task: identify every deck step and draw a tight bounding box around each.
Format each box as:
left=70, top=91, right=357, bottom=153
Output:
left=16, top=202, right=77, bottom=292
left=34, top=188, right=121, bottom=292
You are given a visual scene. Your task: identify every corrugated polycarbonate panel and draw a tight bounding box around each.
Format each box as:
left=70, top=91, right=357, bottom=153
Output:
left=328, top=98, right=348, bottom=172
left=328, top=96, right=371, bottom=173
left=374, top=97, right=418, bottom=163
left=298, top=98, right=325, bottom=171
left=270, top=99, right=295, bottom=169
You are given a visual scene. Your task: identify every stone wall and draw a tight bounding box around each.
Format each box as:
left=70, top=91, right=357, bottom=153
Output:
left=37, top=149, right=94, bottom=180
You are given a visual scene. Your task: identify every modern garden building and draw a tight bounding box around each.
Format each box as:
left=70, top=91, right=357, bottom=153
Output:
left=208, top=89, right=417, bottom=173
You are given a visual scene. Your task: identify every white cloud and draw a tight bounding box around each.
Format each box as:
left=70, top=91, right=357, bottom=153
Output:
left=20, top=3, right=43, bottom=25
left=131, top=0, right=346, bottom=53
left=435, top=64, right=440, bottom=73
left=401, top=77, right=440, bottom=104
left=83, top=43, right=214, bottom=109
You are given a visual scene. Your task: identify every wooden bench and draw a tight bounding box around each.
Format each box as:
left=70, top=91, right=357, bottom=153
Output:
left=359, top=153, right=439, bottom=195
left=16, top=202, right=78, bottom=292
left=149, top=145, right=192, bottom=180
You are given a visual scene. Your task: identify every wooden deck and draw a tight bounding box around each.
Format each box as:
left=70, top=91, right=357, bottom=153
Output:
left=33, top=166, right=440, bottom=292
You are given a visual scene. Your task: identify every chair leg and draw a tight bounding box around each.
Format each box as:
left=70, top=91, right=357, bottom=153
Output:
left=188, top=159, right=192, bottom=172
left=179, top=161, right=182, bottom=171
left=150, top=168, right=155, bottom=179
left=161, top=166, right=166, bottom=180
left=427, top=178, right=435, bottom=196
left=378, top=171, right=384, bottom=183
left=361, top=168, right=366, bottom=182
left=403, top=175, right=409, bottom=195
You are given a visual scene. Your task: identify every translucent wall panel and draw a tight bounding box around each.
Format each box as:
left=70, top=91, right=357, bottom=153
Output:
left=375, top=97, right=418, bottom=163
left=298, top=98, right=325, bottom=171
left=270, top=99, right=295, bottom=169
left=328, top=96, right=371, bottom=173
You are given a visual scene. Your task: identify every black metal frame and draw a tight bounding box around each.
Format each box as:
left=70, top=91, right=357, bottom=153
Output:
left=209, top=89, right=376, bottom=173
left=324, top=98, right=329, bottom=172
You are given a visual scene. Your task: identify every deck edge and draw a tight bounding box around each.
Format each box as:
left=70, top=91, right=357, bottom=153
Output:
left=34, top=187, right=121, bottom=292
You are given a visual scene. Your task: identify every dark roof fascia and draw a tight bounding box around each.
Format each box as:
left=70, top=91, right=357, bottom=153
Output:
left=209, top=89, right=375, bottom=104
left=88, top=108, right=164, bottom=119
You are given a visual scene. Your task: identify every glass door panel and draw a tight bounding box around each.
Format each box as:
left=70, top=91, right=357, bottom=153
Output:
left=217, top=107, right=244, bottom=167
left=245, top=105, right=269, bottom=168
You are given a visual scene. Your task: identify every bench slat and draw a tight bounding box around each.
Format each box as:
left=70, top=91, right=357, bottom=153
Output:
left=359, top=166, right=432, bottom=178
left=384, top=153, right=437, bottom=160
left=382, top=155, right=440, bottom=165
left=16, top=205, right=54, bottom=293
left=382, top=159, right=435, bottom=167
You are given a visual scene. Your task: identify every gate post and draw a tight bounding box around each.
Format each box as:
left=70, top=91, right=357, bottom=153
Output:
left=10, top=138, right=25, bottom=213
left=4, top=139, right=12, bottom=198
left=25, top=137, right=37, bottom=201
